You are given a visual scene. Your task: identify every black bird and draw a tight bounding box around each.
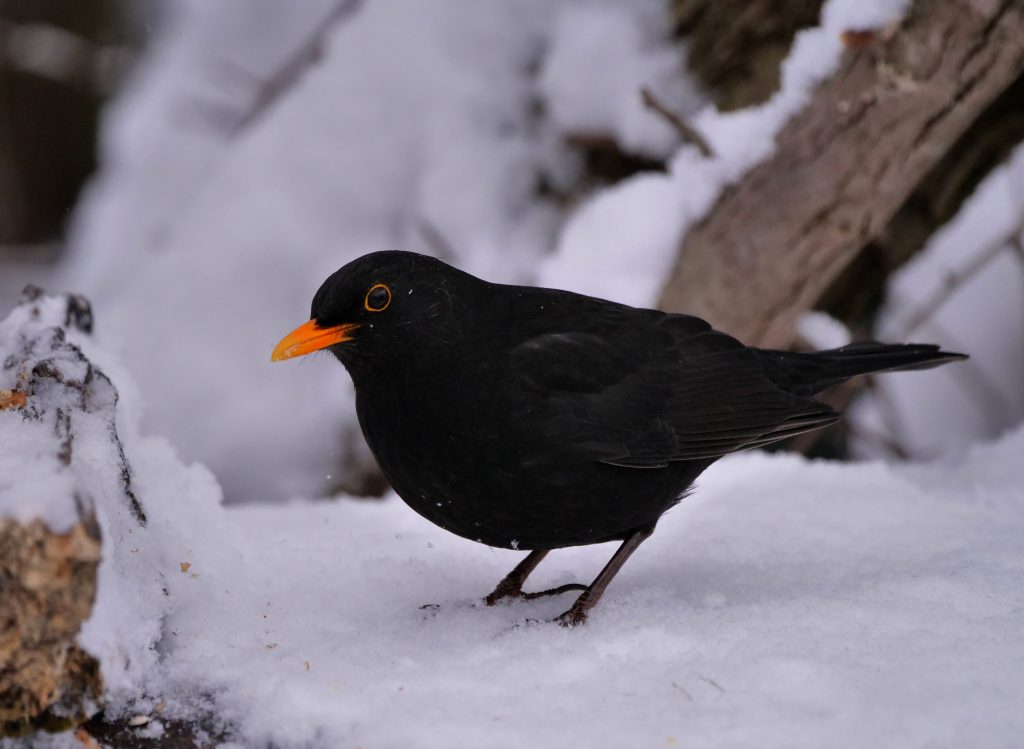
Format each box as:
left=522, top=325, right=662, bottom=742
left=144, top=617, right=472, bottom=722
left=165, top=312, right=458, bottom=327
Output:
left=272, top=251, right=966, bottom=625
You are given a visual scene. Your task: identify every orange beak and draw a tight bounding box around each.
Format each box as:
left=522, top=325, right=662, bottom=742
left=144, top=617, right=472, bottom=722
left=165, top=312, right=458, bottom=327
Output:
left=271, top=320, right=361, bottom=362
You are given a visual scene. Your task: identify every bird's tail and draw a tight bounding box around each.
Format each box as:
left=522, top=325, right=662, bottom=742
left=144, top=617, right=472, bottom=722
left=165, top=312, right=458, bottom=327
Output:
left=756, top=342, right=968, bottom=396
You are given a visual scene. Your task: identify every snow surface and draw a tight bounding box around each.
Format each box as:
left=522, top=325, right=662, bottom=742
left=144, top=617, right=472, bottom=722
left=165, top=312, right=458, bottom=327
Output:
left=136, top=435, right=1024, bottom=749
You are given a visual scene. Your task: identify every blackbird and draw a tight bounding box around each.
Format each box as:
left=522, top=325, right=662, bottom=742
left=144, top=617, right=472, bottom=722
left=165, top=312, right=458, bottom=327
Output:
left=272, top=251, right=966, bottom=625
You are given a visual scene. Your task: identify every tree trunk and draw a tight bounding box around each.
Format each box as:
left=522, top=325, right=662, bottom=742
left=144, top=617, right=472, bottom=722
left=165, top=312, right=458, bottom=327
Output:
left=671, top=0, right=825, bottom=110
left=658, top=0, right=1024, bottom=348
left=0, top=516, right=103, bottom=736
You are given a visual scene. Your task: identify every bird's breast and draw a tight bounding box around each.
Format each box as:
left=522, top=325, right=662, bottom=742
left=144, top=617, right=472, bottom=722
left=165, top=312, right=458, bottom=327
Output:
left=350, top=367, right=697, bottom=549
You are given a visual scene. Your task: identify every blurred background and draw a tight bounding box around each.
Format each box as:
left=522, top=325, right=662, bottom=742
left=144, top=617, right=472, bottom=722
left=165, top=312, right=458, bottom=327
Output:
left=2, top=0, right=1022, bottom=503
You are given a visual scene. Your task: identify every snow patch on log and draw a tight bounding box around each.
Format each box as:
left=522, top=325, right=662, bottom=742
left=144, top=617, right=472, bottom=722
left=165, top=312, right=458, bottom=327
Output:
left=0, top=288, right=227, bottom=732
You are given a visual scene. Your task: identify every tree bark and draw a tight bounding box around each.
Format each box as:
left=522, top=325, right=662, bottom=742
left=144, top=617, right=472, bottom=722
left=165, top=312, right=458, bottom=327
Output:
left=0, top=516, right=103, bottom=736
left=0, top=289, right=145, bottom=737
left=658, top=0, right=1024, bottom=348
left=820, top=70, right=1024, bottom=331
left=671, top=0, right=825, bottom=110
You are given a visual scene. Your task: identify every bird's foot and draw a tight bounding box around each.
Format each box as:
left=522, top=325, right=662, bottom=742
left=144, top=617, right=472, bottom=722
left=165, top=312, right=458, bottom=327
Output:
left=486, top=581, right=587, bottom=606
left=484, top=580, right=525, bottom=606
left=553, top=605, right=588, bottom=627
left=522, top=583, right=587, bottom=600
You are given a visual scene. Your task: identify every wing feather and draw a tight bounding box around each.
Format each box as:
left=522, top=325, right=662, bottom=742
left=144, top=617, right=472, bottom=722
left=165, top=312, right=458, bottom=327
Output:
left=504, top=312, right=836, bottom=468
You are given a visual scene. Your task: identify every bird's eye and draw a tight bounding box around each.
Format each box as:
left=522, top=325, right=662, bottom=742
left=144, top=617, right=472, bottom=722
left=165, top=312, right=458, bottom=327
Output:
left=364, top=283, right=392, bottom=312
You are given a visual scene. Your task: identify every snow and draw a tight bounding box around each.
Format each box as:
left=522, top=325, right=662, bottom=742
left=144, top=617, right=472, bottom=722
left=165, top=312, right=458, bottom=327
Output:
left=173, top=432, right=1024, bottom=747
left=0, top=413, right=76, bottom=531
left=539, top=0, right=911, bottom=305
left=798, top=311, right=852, bottom=350
left=852, top=143, right=1024, bottom=458
left=0, top=293, right=173, bottom=702
left=538, top=1, right=704, bottom=157
left=97, top=429, right=1024, bottom=748
left=0, top=296, right=88, bottom=532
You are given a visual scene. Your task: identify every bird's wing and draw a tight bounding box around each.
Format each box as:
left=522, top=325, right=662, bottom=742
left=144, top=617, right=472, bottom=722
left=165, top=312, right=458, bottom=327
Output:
left=504, top=314, right=838, bottom=467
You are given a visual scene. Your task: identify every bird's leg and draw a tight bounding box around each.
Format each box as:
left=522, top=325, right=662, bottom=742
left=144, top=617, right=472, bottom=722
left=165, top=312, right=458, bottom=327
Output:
left=554, top=527, right=654, bottom=627
left=485, top=549, right=549, bottom=605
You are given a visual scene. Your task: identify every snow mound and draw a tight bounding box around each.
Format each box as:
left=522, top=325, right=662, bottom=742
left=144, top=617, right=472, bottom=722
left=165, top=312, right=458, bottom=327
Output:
left=0, top=289, right=227, bottom=708
left=153, top=429, right=1024, bottom=748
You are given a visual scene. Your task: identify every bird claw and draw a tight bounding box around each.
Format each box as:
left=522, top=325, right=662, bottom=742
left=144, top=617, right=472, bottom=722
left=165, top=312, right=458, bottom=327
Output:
left=484, top=585, right=524, bottom=606
left=553, top=607, right=588, bottom=627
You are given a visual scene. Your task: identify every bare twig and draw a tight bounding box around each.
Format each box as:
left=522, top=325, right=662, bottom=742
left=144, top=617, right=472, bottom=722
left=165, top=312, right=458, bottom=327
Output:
left=223, top=0, right=362, bottom=135
left=639, top=86, right=714, bottom=158
left=884, top=313, right=1014, bottom=444
left=671, top=681, right=693, bottom=701
left=920, top=319, right=1016, bottom=428
left=898, top=219, right=1024, bottom=337
left=180, top=0, right=362, bottom=135
left=698, top=675, right=725, bottom=693
left=863, top=374, right=912, bottom=459
left=151, top=0, right=363, bottom=251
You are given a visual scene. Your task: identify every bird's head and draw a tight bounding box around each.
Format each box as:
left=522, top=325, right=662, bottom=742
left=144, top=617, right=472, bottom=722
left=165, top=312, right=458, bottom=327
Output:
left=271, top=251, right=472, bottom=370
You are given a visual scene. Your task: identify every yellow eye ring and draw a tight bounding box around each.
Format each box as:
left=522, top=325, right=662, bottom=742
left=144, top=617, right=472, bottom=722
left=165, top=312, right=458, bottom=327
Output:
left=364, top=283, right=392, bottom=312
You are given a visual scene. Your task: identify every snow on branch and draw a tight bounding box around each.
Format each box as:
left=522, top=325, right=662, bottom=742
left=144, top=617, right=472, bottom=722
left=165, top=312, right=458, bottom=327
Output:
left=659, top=0, right=1024, bottom=348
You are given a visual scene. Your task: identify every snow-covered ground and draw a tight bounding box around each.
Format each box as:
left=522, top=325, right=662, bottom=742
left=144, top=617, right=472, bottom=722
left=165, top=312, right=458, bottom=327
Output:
left=143, top=438, right=1024, bottom=748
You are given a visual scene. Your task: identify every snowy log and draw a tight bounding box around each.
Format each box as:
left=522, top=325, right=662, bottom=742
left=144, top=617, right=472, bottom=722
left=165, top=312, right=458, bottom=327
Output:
left=658, top=0, right=1024, bottom=347
left=0, top=289, right=147, bottom=735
